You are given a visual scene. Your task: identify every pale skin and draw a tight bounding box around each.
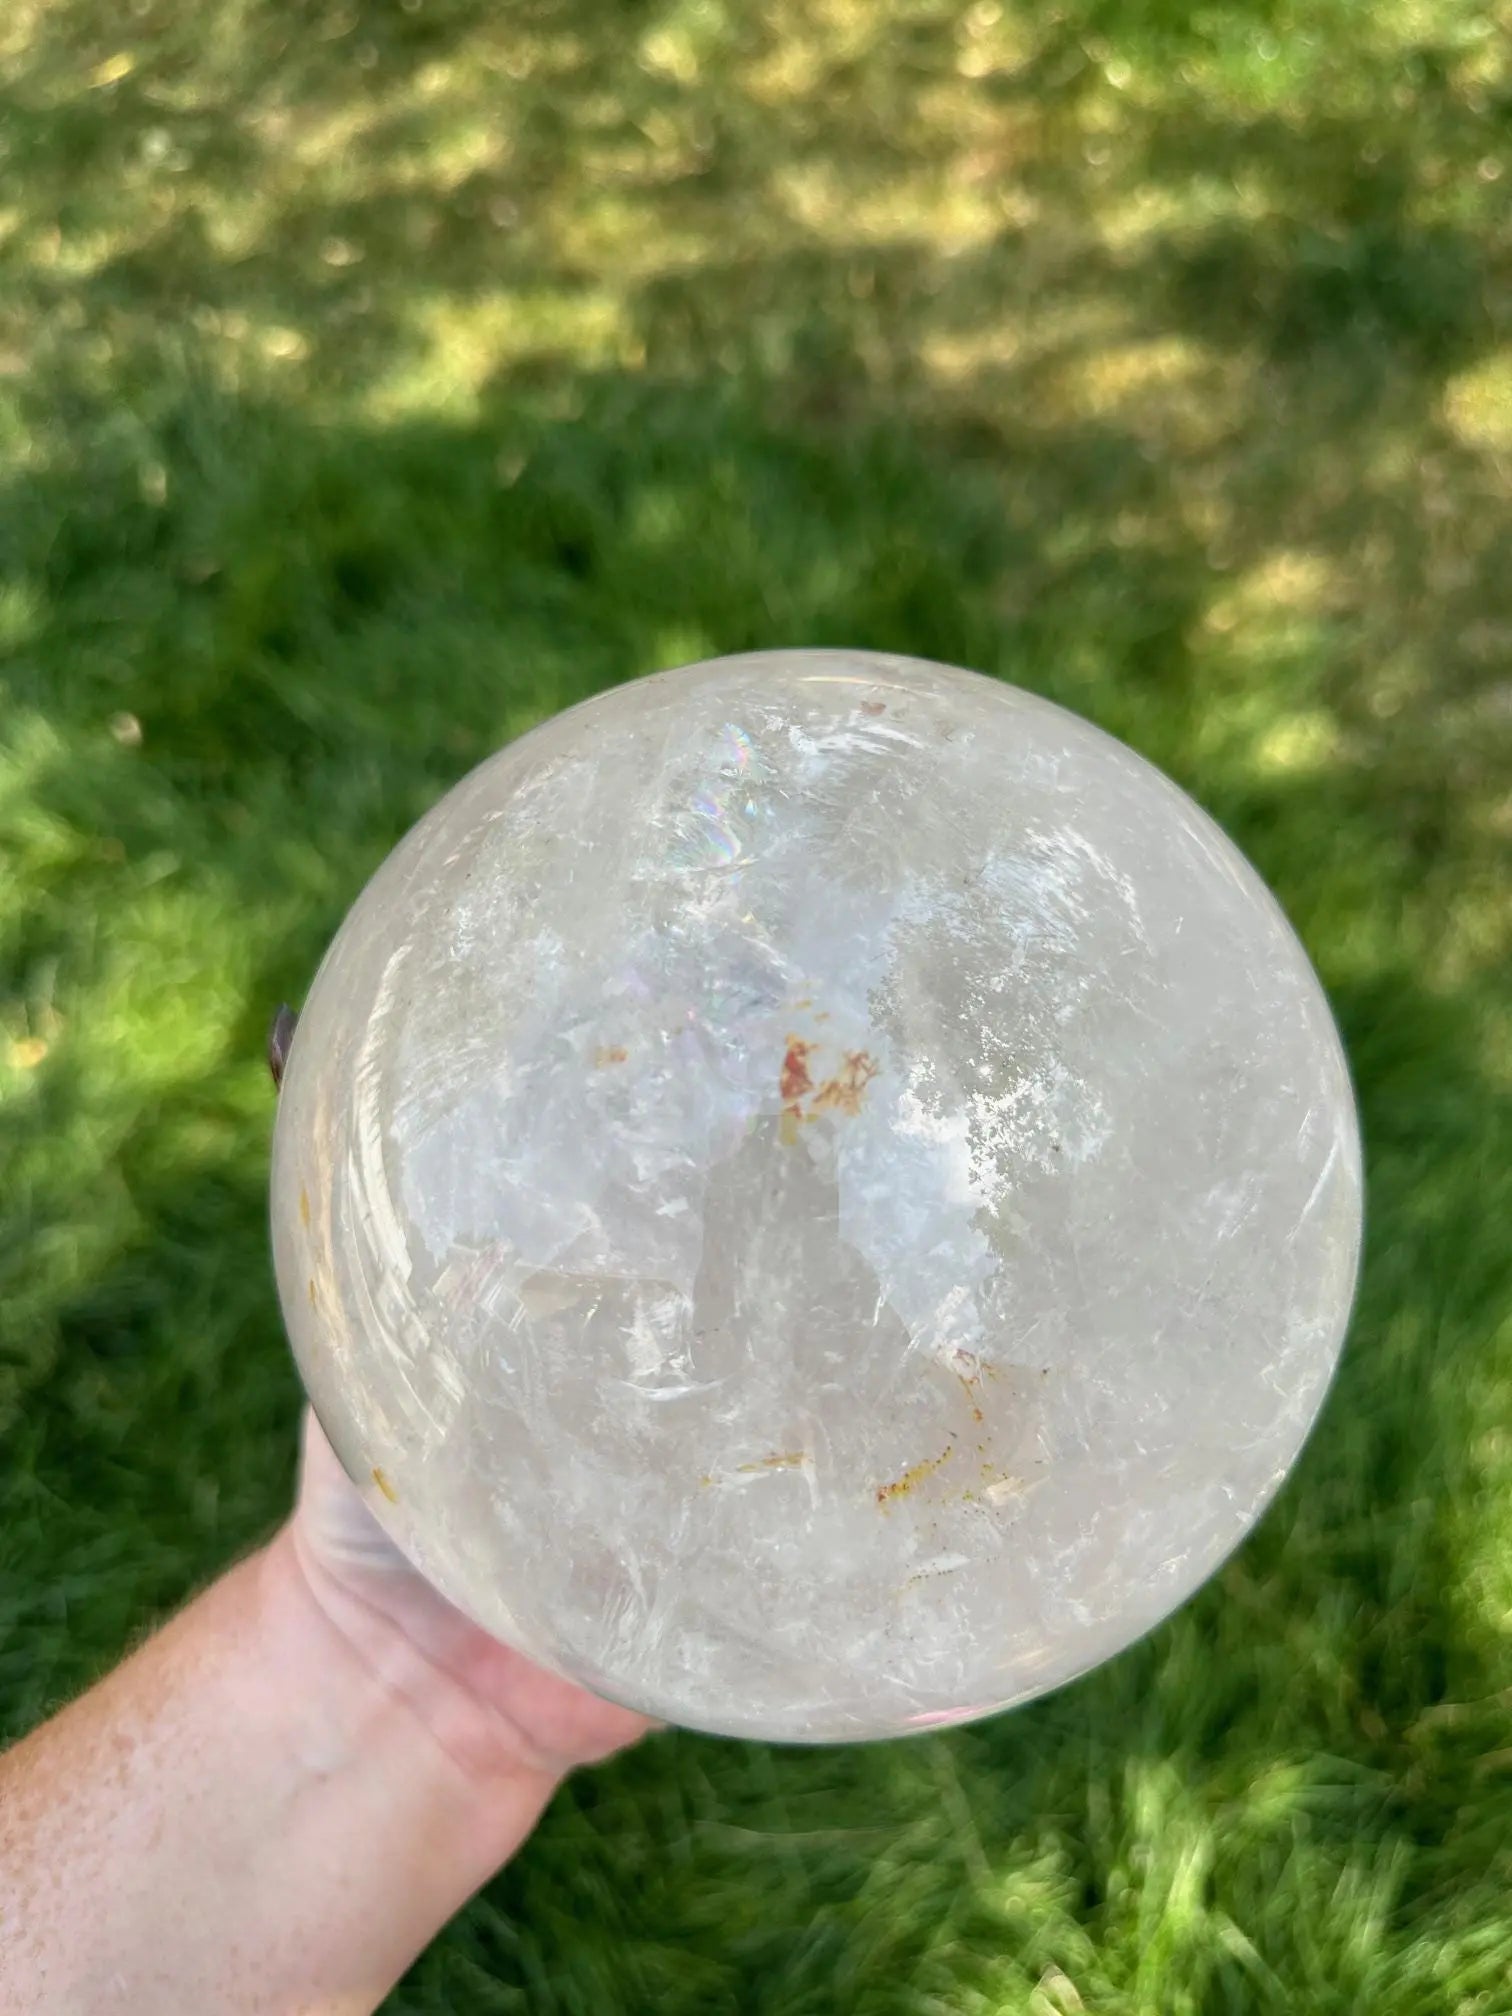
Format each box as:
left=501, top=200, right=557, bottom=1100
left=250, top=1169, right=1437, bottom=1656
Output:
left=0, top=1414, right=651, bottom=2015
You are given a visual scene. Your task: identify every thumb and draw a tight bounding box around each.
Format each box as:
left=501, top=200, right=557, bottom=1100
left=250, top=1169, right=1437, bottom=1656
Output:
left=294, top=1410, right=420, bottom=1585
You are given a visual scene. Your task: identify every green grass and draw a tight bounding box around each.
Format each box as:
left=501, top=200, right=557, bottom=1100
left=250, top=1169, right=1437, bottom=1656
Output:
left=2, top=0, right=1511, bottom=2008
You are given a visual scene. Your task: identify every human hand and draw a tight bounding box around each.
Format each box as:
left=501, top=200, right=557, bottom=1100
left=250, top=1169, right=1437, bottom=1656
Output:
left=283, top=1410, right=653, bottom=1787
left=0, top=1420, right=652, bottom=2016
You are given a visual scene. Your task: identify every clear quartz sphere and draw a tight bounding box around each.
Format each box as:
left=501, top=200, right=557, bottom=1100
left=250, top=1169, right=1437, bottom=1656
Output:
left=271, top=650, right=1362, bottom=1742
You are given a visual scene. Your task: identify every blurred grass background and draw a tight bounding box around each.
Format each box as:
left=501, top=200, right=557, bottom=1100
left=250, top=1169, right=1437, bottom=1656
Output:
left=2, top=0, right=1511, bottom=2008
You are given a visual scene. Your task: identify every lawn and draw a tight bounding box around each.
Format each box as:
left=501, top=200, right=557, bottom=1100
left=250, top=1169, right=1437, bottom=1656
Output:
left=2, top=0, right=1510, bottom=2008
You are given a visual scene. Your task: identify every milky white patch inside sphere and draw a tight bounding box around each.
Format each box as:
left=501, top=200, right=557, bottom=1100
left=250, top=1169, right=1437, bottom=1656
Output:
left=271, top=651, right=1362, bottom=1741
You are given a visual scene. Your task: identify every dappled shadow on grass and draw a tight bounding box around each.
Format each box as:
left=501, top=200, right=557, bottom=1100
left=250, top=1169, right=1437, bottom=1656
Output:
left=2, top=0, right=1511, bottom=2007
left=4, top=364, right=1510, bottom=2007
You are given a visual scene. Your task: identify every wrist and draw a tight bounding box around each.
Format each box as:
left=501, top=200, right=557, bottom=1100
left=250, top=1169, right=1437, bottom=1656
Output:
left=0, top=1540, right=565, bottom=2016
left=261, top=1522, right=565, bottom=1809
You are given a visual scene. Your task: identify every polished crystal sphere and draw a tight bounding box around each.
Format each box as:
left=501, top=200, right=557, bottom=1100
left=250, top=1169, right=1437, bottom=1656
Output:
left=271, top=651, right=1362, bottom=1742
